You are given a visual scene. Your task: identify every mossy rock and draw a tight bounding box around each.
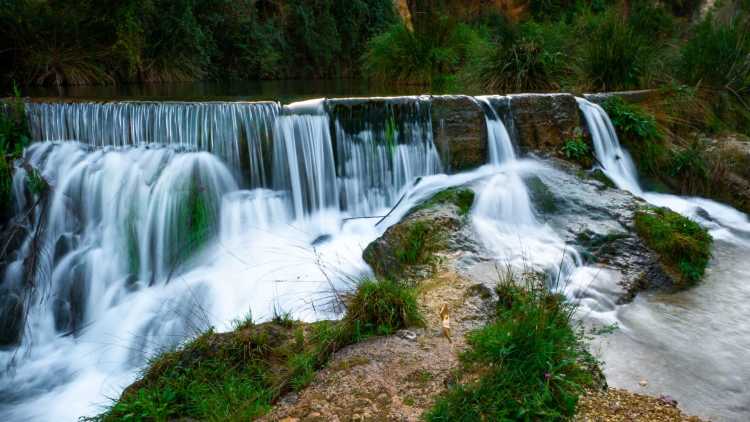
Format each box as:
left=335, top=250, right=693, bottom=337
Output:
left=634, top=206, right=712, bottom=289
left=410, top=187, right=475, bottom=217
left=525, top=176, right=558, bottom=214
left=589, top=169, right=616, bottom=189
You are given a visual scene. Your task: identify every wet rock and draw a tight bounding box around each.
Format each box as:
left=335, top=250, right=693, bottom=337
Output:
left=363, top=190, right=479, bottom=282
left=0, top=290, right=24, bottom=346
left=507, top=94, right=584, bottom=156
left=583, top=89, right=658, bottom=105
left=53, top=262, right=89, bottom=334
left=430, top=95, right=488, bottom=171
left=533, top=159, right=675, bottom=300
left=396, top=329, right=417, bottom=341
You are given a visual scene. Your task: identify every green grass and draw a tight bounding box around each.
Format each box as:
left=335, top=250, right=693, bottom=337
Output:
left=634, top=206, right=713, bottom=288
left=426, top=273, right=593, bottom=421
left=343, top=278, right=423, bottom=338
left=394, top=221, right=432, bottom=266
left=412, top=187, right=475, bottom=217
left=92, top=277, right=423, bottom=421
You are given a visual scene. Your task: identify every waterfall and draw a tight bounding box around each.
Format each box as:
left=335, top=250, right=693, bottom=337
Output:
left=24, top=101, right=280, bottom=187
left=476, top=96, right=516, bottom=165
left=576, top=98, right=641, bottom=193
left=577, top=96, right=750, bottom=243
left=331, top=98, right=442, bottom=215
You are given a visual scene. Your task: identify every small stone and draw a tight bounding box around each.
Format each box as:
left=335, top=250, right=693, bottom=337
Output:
left=396, top=329, right=417, bottom=341
left=280, top=418, right=299, bottom=422
left=657, top=394, right=678, bottom=407
left=639, top=379, right=648, bottom=387
left=308, top=412, right=321, bottom=418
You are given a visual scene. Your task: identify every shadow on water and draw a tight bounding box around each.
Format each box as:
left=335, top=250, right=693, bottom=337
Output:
left=21, top=79, right=451, bottom=102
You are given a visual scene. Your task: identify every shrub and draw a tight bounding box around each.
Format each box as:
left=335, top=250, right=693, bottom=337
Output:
left=603, top=97, right=666, bottom=176
left=634, top=206, right=712, bottom=287
left=1, top=85, right=30, bottom=224
left=679, top=15, right=750, bottom=95
left=669, top=140, right=710, bottom=193
left=561, top=129, right=591, bottom=166
left=362, top=17, right=483, bottom=86
left=426, top=273, right=592, bottom=421
left=578, top=11, right=649, bottom=91
left=466, top=38, right=554, bottom=92
left=343, top=278, right=423, bottom=337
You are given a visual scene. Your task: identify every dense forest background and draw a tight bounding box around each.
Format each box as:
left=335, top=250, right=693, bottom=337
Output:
left=0, top=0, right=747, bottom=95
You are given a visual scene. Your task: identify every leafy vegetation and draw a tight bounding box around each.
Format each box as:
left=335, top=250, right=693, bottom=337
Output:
left=426, top=272, right=594, bottom=421
left=395, top=221, right=433, bottom=266
left=0, top=84, right=30, bottom=224
left=602, top=96, right=666, bottom=176
left=0, top=0, right=396, bottom=86
left=93, top=277, right=423, bottom=420
left=561, top=129, right=591, bottom=166
left=634, top=206, right=712, bottom=288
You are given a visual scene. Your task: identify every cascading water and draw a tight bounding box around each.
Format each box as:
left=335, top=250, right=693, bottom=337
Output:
left=24, top=101, right=280, bottom=187
left=577, top=97, right=750, bottom=421
left=0, top=98, right=447, bottom=421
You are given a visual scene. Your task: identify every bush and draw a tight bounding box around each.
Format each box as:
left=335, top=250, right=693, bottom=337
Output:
left=1, top=86, right=30, bottom=224
left=343, top=278, right=423, bottom=337
left=561, top=129, right=591, bottom=166
left=603, top=97, right=666, bottom=176
left=679, top=15, right=750, bottom=95
left=578, top=10, right=649, bottom=90
left=634, top=206, right=712, bottom=287
left=669, top=140, right=710, bottom=193
left=362, top=18, right=483, bottom=86
left=426, top=273, right=593, bottom=421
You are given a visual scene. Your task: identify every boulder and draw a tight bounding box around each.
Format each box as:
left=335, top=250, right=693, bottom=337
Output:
left=0, top=290, right=24, bottom=346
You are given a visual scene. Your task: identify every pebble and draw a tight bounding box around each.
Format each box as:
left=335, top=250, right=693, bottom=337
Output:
left=639, top=379, right=649, bottom=387
left=396, top=329, right=417, bottom=341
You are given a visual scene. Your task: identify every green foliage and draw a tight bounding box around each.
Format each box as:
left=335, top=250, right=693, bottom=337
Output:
left=343, top=278, right=423, bottom=338
left=669, top=140, right=710, bottom=193
left=426, top=274, right=592, bottom=421
left=0, top=0, right=397, bottom=85
left=579, top=10, right=648, bottom=91
left=1, top=85, right=30, bottom=224
left=634, top=207, right=712, bottom=287
left=26, top=168, right=47, bottom=196
left=466, top=36, right=553, bottom=92
left=561, top=129, right=591, bottom=165
left=175, top=180, right=216, bottom=262
left=362, top=18, right=483, bottom=86
left=679, top=14, right=750, bottom=95
left=413, top=187, right=475, bottom=217
left=603, top=97, right=666, bottom=176
left=94, top=275, right=421, bottom=420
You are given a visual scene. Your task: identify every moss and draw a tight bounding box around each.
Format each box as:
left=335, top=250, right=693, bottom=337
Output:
left=589, top=168, right=616, bottom=189
left=412, top=187, right=475, bottom=217
left=526, top=176, right=557, bottom=214
left=634, top=207, right=712, bottom=288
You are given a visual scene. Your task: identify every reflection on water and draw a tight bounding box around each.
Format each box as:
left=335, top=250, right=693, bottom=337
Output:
left=593, top=240, right=750, bottom=422
left=22, top=79, right=452, bottom=102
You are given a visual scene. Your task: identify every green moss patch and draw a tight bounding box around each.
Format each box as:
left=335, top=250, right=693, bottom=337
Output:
left=526, top=176, right=558, bottom=214
left=412, top=187, right=475, bottom=217
left=426, top=274, right=594, bottom=421
left=634, top=207, right=712, bottom=288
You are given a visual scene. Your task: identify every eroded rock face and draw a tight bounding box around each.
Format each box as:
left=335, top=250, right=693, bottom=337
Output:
left=507, top=94, right=584, bottom=155
left=530, top=158, right=675, bottom=301
left=430, top=95, right=487, bottom=171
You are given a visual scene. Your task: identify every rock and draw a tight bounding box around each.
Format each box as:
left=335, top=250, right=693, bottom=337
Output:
left=0, top=290, right=24, bottom=346
left=506, top=94, right=584, bottom=156
left=658, top=395, right=679, bottom=407
left=583, top=89, right=658, bottom=105
left=396, top=329, right=417, bottom=341
left=639, top=379, right=649, bottom=387
left=430, top=95, right=488, bottom=171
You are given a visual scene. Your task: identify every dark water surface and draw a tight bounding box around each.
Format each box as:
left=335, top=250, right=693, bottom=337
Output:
left=22, top=79, right=448, bottom=102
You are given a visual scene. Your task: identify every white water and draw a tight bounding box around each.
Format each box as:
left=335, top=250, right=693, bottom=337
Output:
left=577, top=97, right=750, bottom=420
left=0, top=98, right=448, bottom=420
left=3, top=96, right=749, bottom=421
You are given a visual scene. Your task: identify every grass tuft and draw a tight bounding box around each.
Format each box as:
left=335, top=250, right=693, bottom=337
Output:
left=634, top=206, right=712, bottom=288
left=343, top=278, right=423, bottom=338
left=426, top=272, right=593, bottom=421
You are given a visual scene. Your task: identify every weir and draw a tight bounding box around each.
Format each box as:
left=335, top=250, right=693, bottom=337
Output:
left=3, top=95, right=750, bottom=421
